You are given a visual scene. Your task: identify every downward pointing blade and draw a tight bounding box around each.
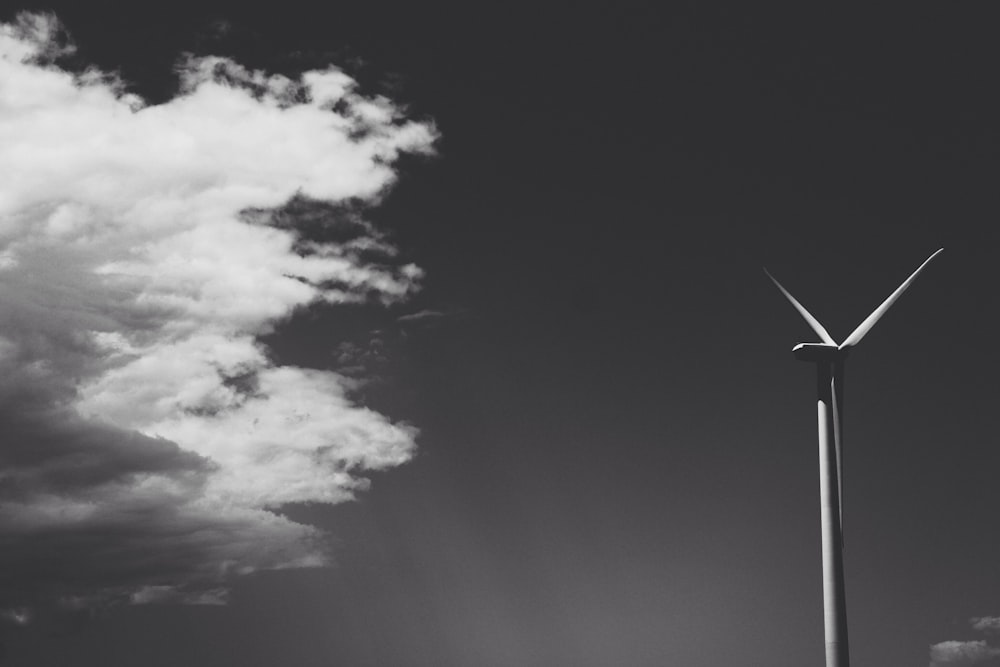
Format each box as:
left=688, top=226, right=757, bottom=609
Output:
left=839, top=248, right=944, bottom=349
left=832, top=361, right=845, bottom=540
left=764, top=268, right=837, bottom=345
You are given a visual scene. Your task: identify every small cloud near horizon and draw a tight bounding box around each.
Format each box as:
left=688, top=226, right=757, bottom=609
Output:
left=930, top=617, right=1000, bottom=666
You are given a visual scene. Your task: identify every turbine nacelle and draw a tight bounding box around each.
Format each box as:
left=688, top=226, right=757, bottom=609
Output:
left=792, top=343, right=847, bottom=363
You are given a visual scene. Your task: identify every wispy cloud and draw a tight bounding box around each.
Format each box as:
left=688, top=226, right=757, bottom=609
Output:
left=972, top=618, right=1000, bottom=635
left=397, top=309, right=446, bottom=323
left=0, top=12, right=435, bottom=612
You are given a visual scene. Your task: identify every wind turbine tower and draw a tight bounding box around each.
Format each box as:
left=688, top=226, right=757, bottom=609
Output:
left=766, top=248, right=943, bottom=667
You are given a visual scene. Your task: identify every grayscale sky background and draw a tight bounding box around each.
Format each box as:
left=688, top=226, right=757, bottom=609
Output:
left=1, top=5, right=998, bottom=667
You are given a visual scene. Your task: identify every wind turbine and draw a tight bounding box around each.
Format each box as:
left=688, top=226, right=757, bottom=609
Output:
left=765, top=248, right=943, bottom=667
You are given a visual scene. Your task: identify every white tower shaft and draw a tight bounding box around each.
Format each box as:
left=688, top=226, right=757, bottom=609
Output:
left=816, top=362, right=849, bottom=667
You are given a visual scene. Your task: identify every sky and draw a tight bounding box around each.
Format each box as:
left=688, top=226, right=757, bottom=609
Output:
left=0, top=4, right=998, bottom=666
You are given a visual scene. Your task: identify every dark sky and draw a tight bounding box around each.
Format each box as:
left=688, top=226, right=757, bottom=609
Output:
left=2, top=4, right=999, bottom=666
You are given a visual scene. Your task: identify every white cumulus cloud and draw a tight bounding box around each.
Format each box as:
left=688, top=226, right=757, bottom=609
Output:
left=930, top=640, right=1000, bottom=667
left=0, top=11, right=435, bottom=612
left=930, top=616, right=1000, bottom=667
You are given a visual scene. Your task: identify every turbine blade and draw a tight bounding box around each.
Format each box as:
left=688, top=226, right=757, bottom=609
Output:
left=832, top=361, right=845, bottom=543
left=764, top=268, right=837, bottom=345
left=839, top=248, right=944, bottom=349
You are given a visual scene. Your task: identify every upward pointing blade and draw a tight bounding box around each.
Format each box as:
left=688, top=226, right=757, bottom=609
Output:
left=764, top=268, right=837, bottom=345
left=839, top=248, right=944, bottom=349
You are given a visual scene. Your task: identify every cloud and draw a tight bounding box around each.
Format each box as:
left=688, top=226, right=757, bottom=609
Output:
left=397, top=309, right=445, bottom=323
left=0, top=12, right=435, bottom=612
left=0, top=609, right=29, bottom=626
left=930, top=640, right=1000, bottom=667
left=930, top=617, right=1000, bottom=666
left=972, top=618, right=1000, bottom=635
